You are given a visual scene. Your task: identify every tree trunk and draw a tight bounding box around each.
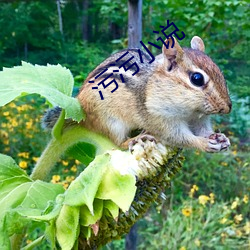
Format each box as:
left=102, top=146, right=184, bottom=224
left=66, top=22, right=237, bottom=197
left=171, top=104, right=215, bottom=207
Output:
left=56, top=0, right=63, bottom=36
left=128, top=0, right=142, bottom=48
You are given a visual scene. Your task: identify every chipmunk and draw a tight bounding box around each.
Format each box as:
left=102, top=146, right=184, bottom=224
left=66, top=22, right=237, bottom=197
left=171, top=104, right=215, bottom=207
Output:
left=43, top=36, right=232, bottom=153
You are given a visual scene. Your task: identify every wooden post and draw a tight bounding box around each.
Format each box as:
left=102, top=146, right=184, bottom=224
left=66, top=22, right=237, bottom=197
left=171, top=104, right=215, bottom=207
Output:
left=128, top=0, right=142, bottom=48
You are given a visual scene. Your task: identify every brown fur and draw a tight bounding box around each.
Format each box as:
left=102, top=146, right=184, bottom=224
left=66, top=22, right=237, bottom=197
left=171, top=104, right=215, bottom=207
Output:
left=77, top=36, right=232, bottom=152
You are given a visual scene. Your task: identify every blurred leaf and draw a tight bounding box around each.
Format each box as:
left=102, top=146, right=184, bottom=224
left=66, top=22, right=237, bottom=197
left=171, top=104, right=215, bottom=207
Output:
left=0, top=62, right=85, bottom=122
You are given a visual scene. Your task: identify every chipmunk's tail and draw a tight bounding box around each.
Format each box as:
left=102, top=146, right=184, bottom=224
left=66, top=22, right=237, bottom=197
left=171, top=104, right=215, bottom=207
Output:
left=41, top=106, right=62, bottom=130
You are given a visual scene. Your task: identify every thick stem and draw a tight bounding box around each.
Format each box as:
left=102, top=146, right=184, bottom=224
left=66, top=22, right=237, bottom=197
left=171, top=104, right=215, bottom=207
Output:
left=30, top=126, right=118, bottom=181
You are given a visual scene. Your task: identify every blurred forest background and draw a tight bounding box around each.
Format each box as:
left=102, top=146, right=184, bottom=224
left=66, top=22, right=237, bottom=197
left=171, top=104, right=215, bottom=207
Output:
left=0, top=0, right=249, bottom=249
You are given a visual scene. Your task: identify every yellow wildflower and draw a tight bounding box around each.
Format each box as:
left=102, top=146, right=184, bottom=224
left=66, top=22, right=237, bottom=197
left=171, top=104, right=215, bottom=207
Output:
left=9, top=102, right=16, bottom=108
left=234, top=214, right=243, bottom=224
left=70, top=165, right=77, bottom=172
left=18, top=152, right=29, bottom=159
left=63, top=182, right=69, bottom=189
left=75, top=159, right=81, bottom=165
left=11, top=119, right=18, bottom=127
left=182, top=207, right=192, bottom=217
left=221, top=162, right=228, bottom=167
left=66, top=176, right=75, bottom=182
left=0, top=130, right=8, bottom=138
left=26, top=121, right=33, bottom=129
left=198, top=195, right=210, bottom=206
left=194, top=238, right=201, bottom=247
left=189, top=184, right=199, bottom=198
left=62, top=160, right=69, bottom=166
left=232, top=150, right=237, bottom=156
left=244, top=221, right=250, bottom=234
left=243, top=195, right=248, bottom=204
left=209, top=193, right=215, bottom=204
left=220, top=218, right=228, bottom=224
left=32, top=157, right=39, bottom=162
left=231, top=197, right=240, bottom=209
left=179, top=247, right=186, bottom=250
left=51, top=175, right=61, bottom=183
left=19, top=161, right=28, bottom=169
left=3, top=111, right=9, bottom=116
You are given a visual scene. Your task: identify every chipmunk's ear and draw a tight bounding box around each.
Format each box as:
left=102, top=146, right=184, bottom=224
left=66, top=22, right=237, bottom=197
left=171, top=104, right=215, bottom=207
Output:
left=162, top=37, right=184, bottom=67
left=191, top=36, right=205, bottom=52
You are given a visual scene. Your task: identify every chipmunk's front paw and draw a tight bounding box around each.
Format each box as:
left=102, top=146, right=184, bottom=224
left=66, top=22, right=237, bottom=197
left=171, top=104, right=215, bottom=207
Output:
left=206, top=133, right=230, bottom=152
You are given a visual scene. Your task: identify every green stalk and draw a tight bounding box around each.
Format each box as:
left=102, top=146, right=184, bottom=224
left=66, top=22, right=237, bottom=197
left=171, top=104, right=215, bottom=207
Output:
left=30, top=126, right=118, bottom=181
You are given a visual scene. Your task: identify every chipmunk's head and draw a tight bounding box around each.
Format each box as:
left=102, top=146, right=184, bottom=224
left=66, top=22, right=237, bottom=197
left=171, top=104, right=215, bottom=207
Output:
left=148, top=36, right=232, bottom=117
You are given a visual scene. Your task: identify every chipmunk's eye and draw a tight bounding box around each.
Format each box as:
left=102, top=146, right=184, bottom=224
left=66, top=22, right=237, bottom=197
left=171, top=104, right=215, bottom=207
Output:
left=190, top=72, right=204, bottom=87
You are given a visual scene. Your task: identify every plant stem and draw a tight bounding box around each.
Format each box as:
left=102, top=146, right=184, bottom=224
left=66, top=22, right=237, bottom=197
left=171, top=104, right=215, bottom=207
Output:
left=30, top=126, right=118, bottom=181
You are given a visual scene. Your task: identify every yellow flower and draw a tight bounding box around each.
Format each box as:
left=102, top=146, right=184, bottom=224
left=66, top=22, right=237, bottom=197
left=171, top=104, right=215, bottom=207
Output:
left=194, top=238, right=201, bottom=247
left=0, top=130, right=8, bottom=138
left=66, top=176, right=75, bottom=182
left=220, top=218, right=228, bottom=224
left=18, top=152, right=30, bottom=158
left=26, top=121, right=33, bottom=129
left=63, top=182, right=69, bottom=189
left=3, top=111, right=9, bottom=116
left=182, top=207, right=192, bottom=217
left=244, top=221, right=250, bottom=234
left=62, top=160, right=69, bottom=166
left=221, top=162, right=228, bottom=167
left=234, top=214, right=243, bottom=224
left=11, top=120, right=18, bottom=127
left=232, top=150, right=237, bottom=156
left=209, top=193, right=215, bottom=204
left=189, top=184, right=199, bottom=197
left=51, top=175, right=61, bottom=183
left=19, top=161, right=28, bottom=169
left=75, top=159, right=81, bottom=165
left=179, top=247, right=186, bottom=250
left=243, top=195, right=248, bottom=204
left=231, top=197, right=240, bottom=209
left=32, top=157, right=39, bottom=162
left=198, top=195, right=210, bottom=206
left=70, top=165, right=77, bottom=172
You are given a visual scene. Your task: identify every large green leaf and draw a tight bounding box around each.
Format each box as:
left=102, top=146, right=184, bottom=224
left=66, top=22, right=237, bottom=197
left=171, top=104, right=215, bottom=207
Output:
left=65, top=142, right=96, bottom=165
left=56, top=205, right=80, bottom=250
left=0, top=62, right=85, bottom=122
left=63, top=154, right=110, bottom=213
left=0, top=154, right=65, bottom=248
left=96, top=167, right=136, bottom=212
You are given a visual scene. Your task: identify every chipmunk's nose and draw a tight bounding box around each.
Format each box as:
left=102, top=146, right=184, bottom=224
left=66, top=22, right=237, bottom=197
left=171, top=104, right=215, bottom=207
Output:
left=219, top=101, right=232, bottom=114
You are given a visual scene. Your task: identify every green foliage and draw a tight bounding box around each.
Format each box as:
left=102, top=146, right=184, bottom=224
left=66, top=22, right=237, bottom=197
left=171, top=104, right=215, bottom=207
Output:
left=0, top=62, right=84, bottom=121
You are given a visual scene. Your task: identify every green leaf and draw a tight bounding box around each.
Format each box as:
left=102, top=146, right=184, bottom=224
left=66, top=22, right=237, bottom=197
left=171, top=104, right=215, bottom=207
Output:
left=56, top=205, right=80, bottom=250
left=103, top=200, right=119, bottom=219
left=0, top=154, right=30, bottom=181
left=0, top=62, right=85, bottom=122
left=20, top=181, right=64, bottom=213
left=80, top=199, right=103, bottom=226
left=0, top=176, right=32, bottom=201
left=96, top=167, right=136, bottom=212
left=65, top=142, right=96, bottom=165
left=64, top=154, right=111, bottom=213
left=52, top=109, right=65, bottom=139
